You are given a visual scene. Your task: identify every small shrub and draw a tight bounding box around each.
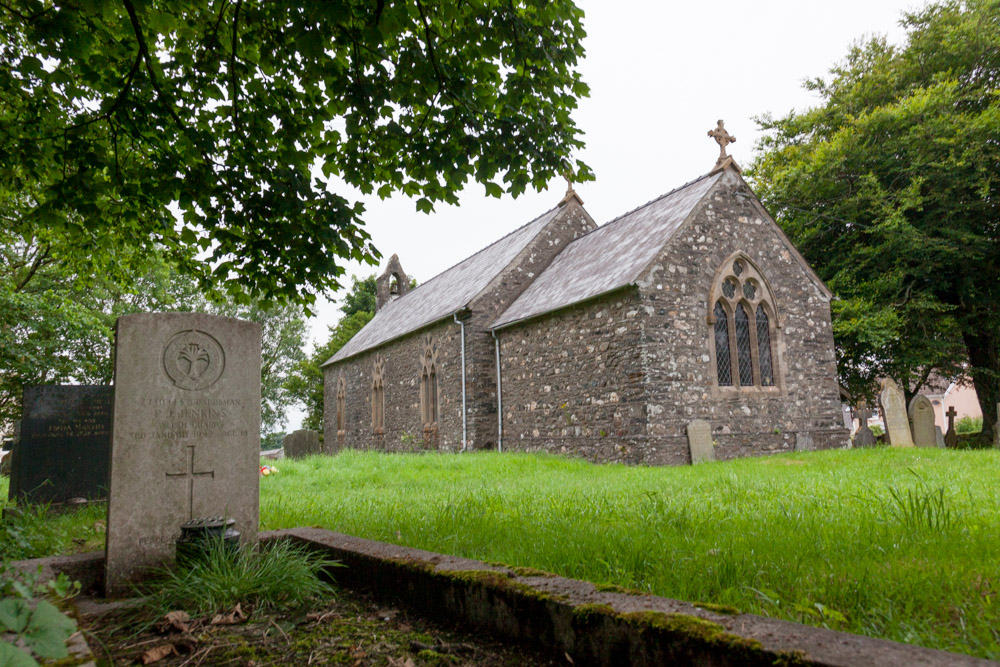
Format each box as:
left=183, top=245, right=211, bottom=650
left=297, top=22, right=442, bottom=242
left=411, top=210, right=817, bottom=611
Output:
left=955, top=416, right=982, bottom=435
left=142, top=539, right=340, bottom=617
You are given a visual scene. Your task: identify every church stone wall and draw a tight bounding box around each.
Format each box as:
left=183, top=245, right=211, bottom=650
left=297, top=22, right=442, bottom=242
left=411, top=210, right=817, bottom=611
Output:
left=497, top=289, right=649, bottom=461
left=635, top=169, right=848, bottom=463
left=323, top=318, right=466, bottom=452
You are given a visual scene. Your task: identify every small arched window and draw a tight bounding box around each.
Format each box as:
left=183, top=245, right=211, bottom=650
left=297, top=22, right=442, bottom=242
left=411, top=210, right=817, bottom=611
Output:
left=708, top=256, right=780, bottom=389
left=336, top=375, right=347, bottom=435
left=371, top=355, right=385, bottom=433
left=420, top=336, right=438, bottom=428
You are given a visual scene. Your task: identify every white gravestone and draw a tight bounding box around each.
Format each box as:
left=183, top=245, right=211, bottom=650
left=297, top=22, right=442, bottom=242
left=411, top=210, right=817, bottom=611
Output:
left=686, top=419, right=715, bottom=464
left=879, top=379, right=913, bottom=447
left=105, top=313, right=261, bottom=596
left=907, top=395, right=936, bottom=448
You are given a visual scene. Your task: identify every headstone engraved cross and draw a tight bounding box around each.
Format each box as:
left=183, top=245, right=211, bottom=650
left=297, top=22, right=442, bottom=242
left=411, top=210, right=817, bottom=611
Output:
left=944, top=406, right=959, bottom=448
left=165, top=446, right=215, bottom=520
left=105, top=313, right=261, bottom=596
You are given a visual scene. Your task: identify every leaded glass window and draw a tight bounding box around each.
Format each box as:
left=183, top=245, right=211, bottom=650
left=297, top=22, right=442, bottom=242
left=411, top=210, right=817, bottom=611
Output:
left=714, top=301, right=732, bottom=386
left=734, top=304, right=754, bottom=386
left=756, top=305, right=774, bottom=386
left=709, top=255, right=780, bottom=390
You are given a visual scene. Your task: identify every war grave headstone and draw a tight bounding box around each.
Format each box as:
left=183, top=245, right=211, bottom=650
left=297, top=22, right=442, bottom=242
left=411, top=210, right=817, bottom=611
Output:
left=283, top=429, right=320, bottom=459
left=907, top=395, right=937, bottom=448
left=686, top=419, right=714, bottom=464
left=879, top=379, right=913, bottom=447
left=944, top=406, right=959, bottom=449
left=852, top=402, right=878, bottom=448
left=105, top=313, right=261, bottom=596
left=7, top=386, right=112, bottom=506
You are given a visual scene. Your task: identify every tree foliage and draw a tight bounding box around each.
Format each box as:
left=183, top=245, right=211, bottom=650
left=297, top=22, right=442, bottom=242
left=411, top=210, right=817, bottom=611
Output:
left=1, top=0, right=590, bottom=308
left=749, top=0, right=1000, bottom=443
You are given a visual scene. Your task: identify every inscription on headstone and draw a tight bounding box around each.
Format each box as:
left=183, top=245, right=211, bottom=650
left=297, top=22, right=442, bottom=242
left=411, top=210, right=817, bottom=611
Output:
left=879, top=379, right=913, bottom=447
left=852, top=402, right=878, bottom=448
left=105, top=313, right=261, bottom=596
left=686, top=419, right=715, bottom=464
left=8, top=386, right=112, bottom=504
left=283, top=429, right=320, bottom=459
left=907, top=395, right=936, bottom=448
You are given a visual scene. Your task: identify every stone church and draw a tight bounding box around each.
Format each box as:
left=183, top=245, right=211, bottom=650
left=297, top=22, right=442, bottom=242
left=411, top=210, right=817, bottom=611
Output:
left=322, top=127, right=848, bottom=464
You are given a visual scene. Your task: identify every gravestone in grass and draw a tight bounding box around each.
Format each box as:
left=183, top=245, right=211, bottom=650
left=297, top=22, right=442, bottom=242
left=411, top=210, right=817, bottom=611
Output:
left=794, top=432, right=814, bottom=452
left=852, top=402, right=878, bottom=448
left=283, top=429, right=320, bottom=459
left=686, top=419, right=714, bottom=463
left=935, top=426, right=945, bottom=448
left=7, top=386, right=112, bottom=505
left=943, top=406, right=959, bottom=449
left=105, top=313, right=261, bottom=596
left=907, top=395, right=936, bottom=448
left=879, top=379, right=913, bottom=447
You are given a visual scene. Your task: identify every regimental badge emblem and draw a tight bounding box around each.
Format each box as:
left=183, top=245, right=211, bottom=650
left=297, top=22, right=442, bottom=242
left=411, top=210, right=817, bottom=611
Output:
left=162, top=330, right=225, bottom=391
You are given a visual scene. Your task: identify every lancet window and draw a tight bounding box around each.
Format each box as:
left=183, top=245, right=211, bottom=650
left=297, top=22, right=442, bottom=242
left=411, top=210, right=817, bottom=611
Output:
left=336, top=375, right=346, bottom=436
left=420, top=336, right=439, bottom=429
left=708, top=256, right=779, bottom=389
left=371, top=355, right=385, bottom=433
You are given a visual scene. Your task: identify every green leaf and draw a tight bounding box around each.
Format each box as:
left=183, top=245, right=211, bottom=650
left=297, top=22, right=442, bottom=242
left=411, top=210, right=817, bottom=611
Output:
left=22, top=601, right=76, bottom=660
left=0, top=641, right=39, bottom=667
left=0, top=599, right=31, bottom=634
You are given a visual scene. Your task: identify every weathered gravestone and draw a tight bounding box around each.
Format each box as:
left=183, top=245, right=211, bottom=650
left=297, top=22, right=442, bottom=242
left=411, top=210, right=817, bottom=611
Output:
left=686, top=419, right=714, bottom=464
left=105, top=313, right=261, bottom=596
left=0, top=421, right=18, bottom=477
left=879, top=379, right=913, bottom=447
left=935, top=426, right=945, bottom=448
left=908, top=394, right=937, bottom=448
left=944, top=406, right=959, bottom=449
left=794, top=431, right=814, bottom=452
left=852, top=402, right=878, bottom=448
left=8, top=386, right=112, bottom=505
left=283, top=429, right=320, bottom=459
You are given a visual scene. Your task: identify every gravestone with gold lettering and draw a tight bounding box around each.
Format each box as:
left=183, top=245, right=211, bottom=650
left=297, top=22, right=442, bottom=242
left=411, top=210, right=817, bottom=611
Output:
left=105, top=313, right=261, bottom=596
left=8, top=386, right=112, bottom=505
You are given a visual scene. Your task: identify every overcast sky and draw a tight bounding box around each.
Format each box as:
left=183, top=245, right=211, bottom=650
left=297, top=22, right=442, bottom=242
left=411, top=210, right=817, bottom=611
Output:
left=284, top=0, right=923, bottom=430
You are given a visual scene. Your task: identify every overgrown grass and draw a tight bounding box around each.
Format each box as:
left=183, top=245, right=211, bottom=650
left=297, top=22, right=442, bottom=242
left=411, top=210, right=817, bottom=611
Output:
left=0, top=477, right=106, bottom=561
left=259, top=448, right=1000, bottom=660
left=141, top=539, right=337, bottom=618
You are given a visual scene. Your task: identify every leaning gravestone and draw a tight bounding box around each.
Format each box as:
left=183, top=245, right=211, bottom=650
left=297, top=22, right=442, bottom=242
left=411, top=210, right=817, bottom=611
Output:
left=283, top=429, right=320, bottom=459
left=852, top=402, right=878, bottom=448
left=907, top=395, right=937, bottom=448
left=8, top=387, right=112, bottom=505
left=879, top=379, right=913, bottom=447
left=686, top=419, right=714, bottom=464
left=105, top=313, right=261, bottom=596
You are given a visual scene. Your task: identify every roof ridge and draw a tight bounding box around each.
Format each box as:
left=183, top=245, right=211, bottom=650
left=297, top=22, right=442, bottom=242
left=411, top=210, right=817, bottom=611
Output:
left=594, top=170, right=718, bottom=231
left=373, top=202, right=564, bottom=310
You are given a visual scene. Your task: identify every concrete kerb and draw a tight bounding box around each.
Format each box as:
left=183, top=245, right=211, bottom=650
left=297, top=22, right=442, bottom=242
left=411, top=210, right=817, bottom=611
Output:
left=9, top=530, right=996, bottom=666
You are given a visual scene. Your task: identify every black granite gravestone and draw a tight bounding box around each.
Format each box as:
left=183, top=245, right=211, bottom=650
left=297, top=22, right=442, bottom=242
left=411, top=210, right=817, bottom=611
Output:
left=8, top=385, right=113, bottom=505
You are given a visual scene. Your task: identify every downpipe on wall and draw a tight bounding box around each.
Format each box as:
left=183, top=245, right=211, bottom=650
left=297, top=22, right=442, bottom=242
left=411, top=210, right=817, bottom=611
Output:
left=493, top=330, right=503, bottom=453
left=454, top=313, right=468, bottom=452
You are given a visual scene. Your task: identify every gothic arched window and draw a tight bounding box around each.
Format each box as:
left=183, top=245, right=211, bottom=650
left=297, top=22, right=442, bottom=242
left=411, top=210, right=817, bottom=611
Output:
left=708, top=256, right=781, bottom=390
left=371, top=355, right=385, bottom=434
left=420, top=336, right=439, bottom=428
left=336, top=375, right=346, bottom=435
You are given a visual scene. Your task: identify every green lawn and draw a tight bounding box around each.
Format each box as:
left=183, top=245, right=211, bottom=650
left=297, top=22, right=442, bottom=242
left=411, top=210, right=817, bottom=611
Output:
left=4, top=448, right=999, bottom=658
left=259, top=448, right=1000, bottom=660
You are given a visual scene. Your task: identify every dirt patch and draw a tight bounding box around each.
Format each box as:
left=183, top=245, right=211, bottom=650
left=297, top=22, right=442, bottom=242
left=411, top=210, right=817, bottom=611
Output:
left=80, top=585, right=566, bottom=666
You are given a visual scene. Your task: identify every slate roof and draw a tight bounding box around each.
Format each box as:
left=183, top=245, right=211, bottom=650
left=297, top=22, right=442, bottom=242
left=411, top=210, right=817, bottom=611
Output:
left=491, top=171, right=722, bottom=329
left=323, top=205, right=565, bottom=365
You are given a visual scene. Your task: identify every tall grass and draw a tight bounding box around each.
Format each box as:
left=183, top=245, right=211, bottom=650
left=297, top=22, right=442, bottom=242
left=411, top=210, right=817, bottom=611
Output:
left=0, top=477, right=106, bottom=561
left=260, top=448, right=1000, bottom=660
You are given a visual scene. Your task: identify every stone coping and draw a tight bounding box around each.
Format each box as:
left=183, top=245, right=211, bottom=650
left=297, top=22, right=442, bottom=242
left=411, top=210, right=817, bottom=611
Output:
left=10, top=531, right=995, bottom=666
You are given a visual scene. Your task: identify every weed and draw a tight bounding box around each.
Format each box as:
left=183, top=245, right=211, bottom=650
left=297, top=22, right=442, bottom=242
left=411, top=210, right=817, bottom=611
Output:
left=883, top=479, right=954, bottom=532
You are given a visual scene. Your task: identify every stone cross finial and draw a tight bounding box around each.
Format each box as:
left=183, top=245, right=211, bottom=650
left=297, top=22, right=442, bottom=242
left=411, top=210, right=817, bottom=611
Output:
left=708, top=120, right=736, bottom=163
left=558, top=167, right=583, bottom=206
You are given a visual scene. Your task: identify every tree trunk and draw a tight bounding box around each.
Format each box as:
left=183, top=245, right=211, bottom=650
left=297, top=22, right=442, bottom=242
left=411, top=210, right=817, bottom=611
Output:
left=962, top=330, right=999, bottom=447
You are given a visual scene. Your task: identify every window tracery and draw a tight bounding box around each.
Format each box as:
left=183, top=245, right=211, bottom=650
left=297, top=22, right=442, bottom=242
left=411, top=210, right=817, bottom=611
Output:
left=420, top=335, right=439, bottom=430
left=708, top=255, right=780, bottom=390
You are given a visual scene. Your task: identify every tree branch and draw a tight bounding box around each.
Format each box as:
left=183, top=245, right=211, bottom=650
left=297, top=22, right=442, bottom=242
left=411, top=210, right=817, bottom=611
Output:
left=230, top=0, right=243, bottom=136
left=121, top=0, right=188, bottom=132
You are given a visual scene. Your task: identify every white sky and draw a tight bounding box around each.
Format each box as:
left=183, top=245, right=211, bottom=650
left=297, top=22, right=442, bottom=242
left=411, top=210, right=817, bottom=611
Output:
left=284, top=0, right=921, bottom=430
